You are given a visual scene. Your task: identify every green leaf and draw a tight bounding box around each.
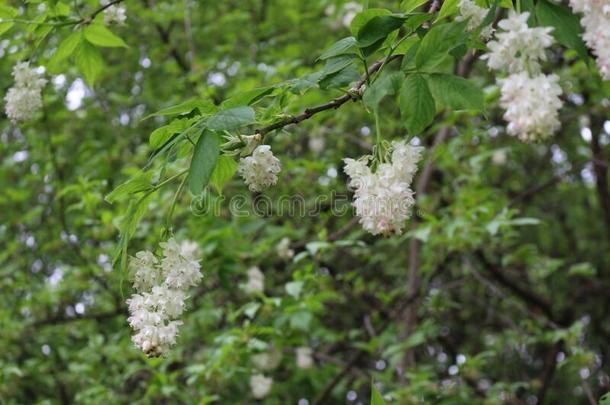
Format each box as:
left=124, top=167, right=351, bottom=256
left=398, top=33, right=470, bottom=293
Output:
left=105, top=173, right=153, bottom=204
left=144, top=99, right=216, bottom=120
left=48, top=31, right=82, bottom=67
left=535, top=0, right=589, bottom=62
left=599, top=392, right=610, bottom=405
left=425, top=73, right=484, bottom=111
left=351, top=8, right=391, bottom=37
left=84, top=23, right=127, bottom=48
left=210, top=155, right=237, bottom=194
left=371, top=383, right=387, bottom=405
left=188, top=131, right=220, bottom=195
left=222, top=86, right=275, bottom=108
left=207, top=107, right=256, bottom=131
left=0, top=5, right=17, bottom=36
left=285, top=281, right=304, bottom=298
left=399, top=74, right=435, bottom=134
left=319, top=36, right=358, bottom=60
left=149, top=118, right=193, bottom=150
left=321, top=55, right=356, bottom=76
left=75, top=40, right=104, bottom=86
left=401, top=0, right=428, bottom=13
left=363, top=71, right=405, bottom=111
left=437, top=0, right=459, bottom=20
left=415, top=21, right=467, bottom=71
left=319, top=65, right=360, bottom=89
left=356, top=15, right=406, bottom=48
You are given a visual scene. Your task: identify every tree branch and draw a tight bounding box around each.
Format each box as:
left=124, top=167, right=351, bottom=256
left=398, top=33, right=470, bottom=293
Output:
left=255, top=55, right=401, bottom=136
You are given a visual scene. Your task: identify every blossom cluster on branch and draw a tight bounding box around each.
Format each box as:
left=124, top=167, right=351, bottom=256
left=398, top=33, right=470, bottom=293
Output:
left=4, top=62, right=47, bottom=123
left=483, top=11, right=563, bottom=142
left=344, top=140, right=423, bottom=236
left=126, top=239, right=202, bottom=357
left=238, top=145, right=282, bottom=192
left=569, top=0, right=610, bottom=80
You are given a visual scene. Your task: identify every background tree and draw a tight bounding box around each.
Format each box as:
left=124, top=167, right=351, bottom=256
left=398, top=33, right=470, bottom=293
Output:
left=1, top=0, right=609, bottom=404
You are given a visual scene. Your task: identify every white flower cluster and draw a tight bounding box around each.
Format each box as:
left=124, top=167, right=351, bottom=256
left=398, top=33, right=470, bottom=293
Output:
left=483, top=11, right=554, bottom=74
left=250, top=374, right=273, bottom=399
left=344, top=141, right=423, bottom=236
left=103, top=4, right=127, bottom=25
left=276, top=237, right=294, bottom=260
left=4, top=62, right=47, bottom=123
left=498, top=72, right=563, bottom=142
left=484, top=11, right=563, bottom=142
left=296, top=347, right=313, bottom=369
left=252, top=346, right=282, bottom=371
left=243, top=266, right=265, bottom=294
left=238, top=145, right=281, bottom=192
left=456, top=0, right=494, bottom=40
left=569, top=0, right=610, bottom=80
left=126, top=238, right=202, bottom=357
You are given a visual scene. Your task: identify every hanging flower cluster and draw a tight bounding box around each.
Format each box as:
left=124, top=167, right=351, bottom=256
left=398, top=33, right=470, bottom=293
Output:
left=498, top=72, right=563, bottom=141
left=295, top=347, right=314, bottom=369
left=103, top=4, right=127, bottom=25
left=483, top=11, right=563, bottom=142
left=126, top=238, right=202, bottom=357
left=238, top=145, right=281, bottom=192
left=276, top=237, right=294, bottom=260
left=249, top=374, right=273, bottom=399
left=243, top=266, right=265, bottom=294
left=4, top=62, right=47, bottom=123
left=457, top=0, right=494, bottom=40
left=569, top=0, right=610, bottom=80
left=344, top=140, right=423, bottom=236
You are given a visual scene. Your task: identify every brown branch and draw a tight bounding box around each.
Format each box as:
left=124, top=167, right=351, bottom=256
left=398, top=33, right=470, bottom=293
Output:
left=155, top=23, right=190, bottom=73
left=255, top=55, right=401, bottom=136
left=82, top=0, right=126, bottom=24
left=590, top=116, right=610, bottom=240
left=537, top=341, right=563, bottom=404
left=312, top=290, right=421, bottom=405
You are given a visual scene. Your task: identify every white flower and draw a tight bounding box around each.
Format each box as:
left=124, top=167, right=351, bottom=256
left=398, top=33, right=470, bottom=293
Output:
left=342, top=2, right=362, bottom=28
left=244, top=266, right=265, bottom=294
left=344, top=141, right=423, bottom=236
left=238, top=145, right=281, bottom=192
left=276, top=237, right=294, bottom=260
left=456, top=0, right=494, bottom=39
left=296, top=347, right=314, bottom=369
left=252, top=347, right=282, bottom=371
left=104, top=5, right=127, bottom=25
left=482, top=11, right=554, bottom=74
left=126, top=239, right=202, bottom=357
left=569, top=0, right=610, bottom=80
left=492, top=150, right=508, bottom=165
left=159, top=238, right=202, bottom=290
left=250, top=374, right=273, bottom=399
left=129, top=251, right=159, bottom=292
left=308, top=134, right=325, bottom=153
left=498, top=72, right=563, bottom=142
left=4, top=62, right=47, bottom=123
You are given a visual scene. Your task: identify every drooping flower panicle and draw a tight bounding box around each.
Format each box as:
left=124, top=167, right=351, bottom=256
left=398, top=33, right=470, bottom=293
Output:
left=103, top=4, right=127, bottom=25
left=238, top=145, right=281, bottom=192
left=483, top=11, right=554, bottom=75
left=344, top=140, right=423, bottom=236
left=569, top=0, right=610, bottom=80
left=243, top=266, right=265, bottom=294
left=456, top=0, right=494, bottom=40
left=4, top=62, right=47, bottom=123
left=126, top=238, right=202, bottom=357
left=250, top=374, right=273, bottom=399
left=498, top=72, right=563, bottom=142
left=483, top=11, right=563, bottom=142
